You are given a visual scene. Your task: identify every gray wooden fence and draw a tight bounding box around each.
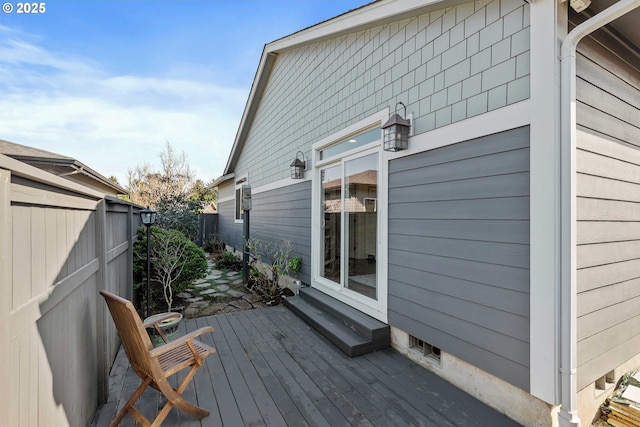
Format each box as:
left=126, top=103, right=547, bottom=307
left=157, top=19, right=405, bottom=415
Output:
left=198, top=212, right=219, bottom=247
left=0, top=154, right=140, bottom=427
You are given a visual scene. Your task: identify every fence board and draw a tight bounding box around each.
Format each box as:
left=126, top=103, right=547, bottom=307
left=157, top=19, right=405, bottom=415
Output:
left=2, top=158, right=140, bottom=427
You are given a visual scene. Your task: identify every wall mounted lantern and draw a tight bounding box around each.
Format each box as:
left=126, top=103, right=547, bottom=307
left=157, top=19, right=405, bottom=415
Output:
left=382, top=102, right=411, bottom=152
left=290, top=151, right=307, bottom=179
left=140, top=206, right=157, bottom=318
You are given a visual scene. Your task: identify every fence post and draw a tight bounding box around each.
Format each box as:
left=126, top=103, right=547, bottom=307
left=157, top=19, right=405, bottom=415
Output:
left=127, top=204, right=134, bottom=301
left=95, top=199, right=109, bottom=403
left=0, top=169, right=12, bottom=419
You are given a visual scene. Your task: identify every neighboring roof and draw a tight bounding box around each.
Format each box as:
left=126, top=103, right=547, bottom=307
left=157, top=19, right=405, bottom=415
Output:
left=0, top=139, right=74, bottom=161
left=0, top=139, right=127, bottom=195
left=324, top=170, right=378, bottom=189
left=203, top=202, right=217, bottom=214
left=221, top=0, right=640, bottom=178
left=211, top=172, right=235, bottom=188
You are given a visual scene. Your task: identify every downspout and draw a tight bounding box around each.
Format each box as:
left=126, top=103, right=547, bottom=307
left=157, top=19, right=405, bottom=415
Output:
left=559, top=1, right=640, bottom=425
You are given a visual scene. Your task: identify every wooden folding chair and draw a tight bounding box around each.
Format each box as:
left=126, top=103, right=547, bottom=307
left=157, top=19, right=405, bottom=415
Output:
left=100, top=290, right=216, bottom=427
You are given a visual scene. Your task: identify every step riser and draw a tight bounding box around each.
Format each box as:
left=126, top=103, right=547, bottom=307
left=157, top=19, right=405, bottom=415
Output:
left=299, top=289, right=384, bottom=343
left=284, top=300, right=372, bottom=357
left=284, top=287, right=390, bottom=357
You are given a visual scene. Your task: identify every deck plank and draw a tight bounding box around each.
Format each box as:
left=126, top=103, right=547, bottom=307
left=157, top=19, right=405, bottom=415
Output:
left=227, top=312, right=290, bottom=427
left=239, top=310, right=334, bottom=427
left=203, top=315, right=248, bottom=426
left=265, top=306, right=397, bottom=426
left=213, top=314, right=266, bottom=425
left=254, top=310, right=371, bottom=426
left=230, top=311, right=310, bottom=426
left=93, top=306, right=522, bottom=427
left=190, top=316, right=224, bottom=427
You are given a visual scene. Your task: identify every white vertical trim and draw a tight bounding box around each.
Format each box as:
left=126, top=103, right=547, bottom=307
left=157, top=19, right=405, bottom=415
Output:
left=379, top=133, right=389, bottom=324
left=529, top=0, right=564, bottom=405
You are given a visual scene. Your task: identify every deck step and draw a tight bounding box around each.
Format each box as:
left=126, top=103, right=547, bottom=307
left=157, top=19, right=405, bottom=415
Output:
left=284, top=287, right=390, bottom=357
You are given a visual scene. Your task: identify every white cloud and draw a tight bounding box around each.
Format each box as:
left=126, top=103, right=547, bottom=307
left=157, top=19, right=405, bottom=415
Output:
left=0, top=28, right=247, bottom=186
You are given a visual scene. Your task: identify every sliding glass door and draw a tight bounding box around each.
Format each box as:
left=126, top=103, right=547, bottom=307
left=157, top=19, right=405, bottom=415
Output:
left=320, top=152, right=378, bottom=301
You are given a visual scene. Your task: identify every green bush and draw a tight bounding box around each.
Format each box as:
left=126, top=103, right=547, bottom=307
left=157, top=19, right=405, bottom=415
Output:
left=203, top=235, right=225, bottom=253
left=215, top=250, right=242, bottom=271
left=154, top=196, right=202, bottom=242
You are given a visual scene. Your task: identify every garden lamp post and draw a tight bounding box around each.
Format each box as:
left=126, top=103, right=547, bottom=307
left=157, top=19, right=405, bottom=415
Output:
left=140, top=206, right=157, bottom=318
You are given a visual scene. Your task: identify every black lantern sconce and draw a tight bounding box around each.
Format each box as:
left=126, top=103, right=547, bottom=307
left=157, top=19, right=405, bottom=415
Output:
left=139, top=206, right=157, bottom=318
left=382, top=102, right=411, bottom=152
left=290, top=151, right=307, bottom=179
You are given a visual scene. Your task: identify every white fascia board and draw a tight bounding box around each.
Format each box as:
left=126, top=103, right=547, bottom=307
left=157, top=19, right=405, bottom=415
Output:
left=224, top=51, right=277, bottom=175
left=267, top=0, right=461, bottom=53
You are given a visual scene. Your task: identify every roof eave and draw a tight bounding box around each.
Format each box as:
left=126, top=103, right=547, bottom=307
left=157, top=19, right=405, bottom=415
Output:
left=224, top=50, right=278, bottom=175
left=19, top=157, right=127, bottom=195
left=211, top=172, right=236, bottom=188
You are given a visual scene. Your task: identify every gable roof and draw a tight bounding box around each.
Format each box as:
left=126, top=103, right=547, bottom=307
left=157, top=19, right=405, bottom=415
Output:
left=221, top=0, right=640, bottom=180
left=223, top=0, right=460, bottom=176
left=0, top=139, right=127, bottom=196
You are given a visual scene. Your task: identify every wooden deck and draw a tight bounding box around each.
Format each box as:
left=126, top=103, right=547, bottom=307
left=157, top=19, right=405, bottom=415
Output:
left=92, top=305, right=521, bottom=426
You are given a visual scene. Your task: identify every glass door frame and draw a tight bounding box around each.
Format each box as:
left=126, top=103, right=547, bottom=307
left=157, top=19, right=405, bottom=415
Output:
left=310, top=113, right=389, bottom=323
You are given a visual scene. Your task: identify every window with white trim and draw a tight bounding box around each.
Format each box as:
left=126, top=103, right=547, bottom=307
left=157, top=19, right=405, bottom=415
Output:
left=234, top=176, right=247, bottom=223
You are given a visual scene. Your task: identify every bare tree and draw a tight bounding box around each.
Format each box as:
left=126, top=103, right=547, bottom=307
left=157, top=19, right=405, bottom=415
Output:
left=159, top=142, right=193, bottom=200
left=151, top=228, right=189, bottom=312
left=127, top=142, right=194, bottom=208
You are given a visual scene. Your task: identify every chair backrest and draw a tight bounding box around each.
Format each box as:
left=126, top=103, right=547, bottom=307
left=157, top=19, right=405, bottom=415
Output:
left=100, top=290, right=155, bottom=378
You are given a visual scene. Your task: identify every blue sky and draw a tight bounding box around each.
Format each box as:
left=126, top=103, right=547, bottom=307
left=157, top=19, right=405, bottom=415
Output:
left=0, top=1, right=369, bottom=186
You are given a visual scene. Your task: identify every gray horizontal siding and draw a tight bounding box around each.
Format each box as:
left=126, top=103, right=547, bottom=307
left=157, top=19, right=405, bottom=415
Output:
left=575, top=34, right=640, bottom=390
left=250, top=182, right=312, bottom=284
left=217, top=182, right=311, bottom=284
left=388, top=126, right=530, bottom=391
left=218, top=199, right=243, bottom=251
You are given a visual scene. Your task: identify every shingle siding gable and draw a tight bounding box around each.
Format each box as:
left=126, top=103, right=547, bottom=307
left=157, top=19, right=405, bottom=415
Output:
left=234, top=0, right=530, bottom=188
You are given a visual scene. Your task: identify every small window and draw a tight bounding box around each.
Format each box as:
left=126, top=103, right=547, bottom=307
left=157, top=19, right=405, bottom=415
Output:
left=235, top=176, right=247, bottom=222
left=235, top=187, right=242, bottom=221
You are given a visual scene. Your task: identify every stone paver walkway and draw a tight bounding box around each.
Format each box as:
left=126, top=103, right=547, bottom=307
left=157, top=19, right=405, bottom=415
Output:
left=175, top=255, right=266, bottom=318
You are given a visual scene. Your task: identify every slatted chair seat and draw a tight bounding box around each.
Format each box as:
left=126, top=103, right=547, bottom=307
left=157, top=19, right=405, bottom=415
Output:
left=100, top=290, right=216, bottom=427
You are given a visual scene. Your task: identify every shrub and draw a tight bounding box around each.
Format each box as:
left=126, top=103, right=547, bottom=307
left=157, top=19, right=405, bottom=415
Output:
left=215, top=250, right=242, bottom=271
left=246, top=239, right=297, bottom=305
left=134, top=225, right=207, bottom=312
left=203, top=235, right=225, bottom=254
left=154, top=196, right=202, bottom=242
